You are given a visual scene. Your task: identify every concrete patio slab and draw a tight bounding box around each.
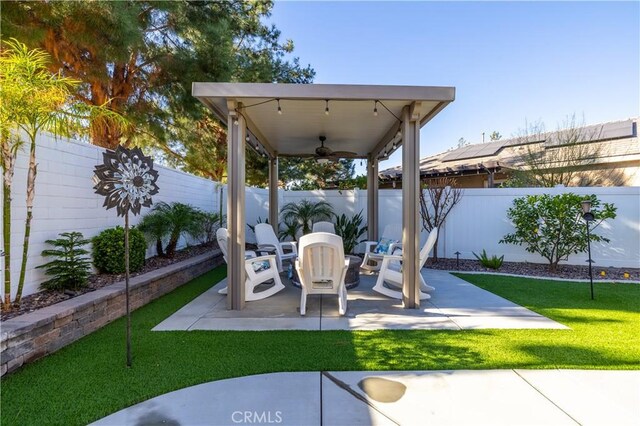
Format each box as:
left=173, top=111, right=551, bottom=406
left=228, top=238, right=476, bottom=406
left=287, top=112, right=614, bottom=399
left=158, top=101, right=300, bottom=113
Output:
left=153, top=269, right=567, bottom=331
left=325, top=370, right=576, bottom=425
left=92, top=370, right=640, bottom=426
left=93, top=372, right=320, bottom=426
left=515, top=369, right=640, bottom=426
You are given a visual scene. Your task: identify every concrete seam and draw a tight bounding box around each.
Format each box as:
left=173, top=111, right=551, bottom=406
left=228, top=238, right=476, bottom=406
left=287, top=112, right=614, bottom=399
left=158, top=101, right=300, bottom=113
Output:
left=321, top=372, right=401, bottom=425
left=513, top=369, right=582, bottom=425
left=319, top=372, right=323, bottom=426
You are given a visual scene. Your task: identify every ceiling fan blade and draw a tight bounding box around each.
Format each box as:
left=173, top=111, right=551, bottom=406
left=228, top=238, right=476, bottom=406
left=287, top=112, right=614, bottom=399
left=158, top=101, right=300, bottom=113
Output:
left=331, top=151, right=358, bottom=158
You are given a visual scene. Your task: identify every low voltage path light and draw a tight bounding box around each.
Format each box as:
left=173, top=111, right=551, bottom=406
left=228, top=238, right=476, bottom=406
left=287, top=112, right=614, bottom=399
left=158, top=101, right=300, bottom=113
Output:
left=454, top=251, right=461, bottom=269
left=581, top=199, right=595, bottom=300
left=93, top=146, right=159, bottom=367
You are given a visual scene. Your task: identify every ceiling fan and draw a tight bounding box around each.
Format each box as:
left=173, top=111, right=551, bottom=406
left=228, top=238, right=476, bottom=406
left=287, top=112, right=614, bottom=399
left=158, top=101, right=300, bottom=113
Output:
left=314, top=136, right=358, bottom=161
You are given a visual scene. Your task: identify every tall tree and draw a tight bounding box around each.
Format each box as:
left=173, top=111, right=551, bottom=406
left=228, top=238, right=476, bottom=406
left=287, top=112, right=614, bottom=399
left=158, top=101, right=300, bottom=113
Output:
left=279, top=158, right=355, bottom=190
left=1, top=1, right=314, bottom=149
left=503, top=115, right=612, bottom=187
left=489, top=131, right=502, bottom=141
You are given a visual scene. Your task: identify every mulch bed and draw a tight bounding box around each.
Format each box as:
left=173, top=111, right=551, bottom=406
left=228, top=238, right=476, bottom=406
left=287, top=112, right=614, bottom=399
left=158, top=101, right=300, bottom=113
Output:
left=1, top=242, right=219, bottom=322
left=426, top=257, right=640, bottom=281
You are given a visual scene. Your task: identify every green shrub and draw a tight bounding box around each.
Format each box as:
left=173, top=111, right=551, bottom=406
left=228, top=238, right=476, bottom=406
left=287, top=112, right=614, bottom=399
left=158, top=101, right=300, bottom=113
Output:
left=500, top=193, right=617, bottom=271
left=473, top=249, right=504, bottom=270
left=334, top=211, right=368, bottom=254
left=196, top=211, right=225, bottom=244
left=37, top=232, right=92, bottom=291
left=92, top=226, right=146, bottom=274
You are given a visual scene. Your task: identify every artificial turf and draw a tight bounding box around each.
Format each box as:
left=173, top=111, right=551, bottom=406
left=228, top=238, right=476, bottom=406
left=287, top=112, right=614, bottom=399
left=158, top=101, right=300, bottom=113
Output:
left=1, top=268, right=638, bottom=425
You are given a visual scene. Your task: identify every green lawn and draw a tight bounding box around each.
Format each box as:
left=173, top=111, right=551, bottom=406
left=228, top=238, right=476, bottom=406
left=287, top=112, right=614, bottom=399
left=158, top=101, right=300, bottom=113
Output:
left=1, top=268, right=638, bottom=425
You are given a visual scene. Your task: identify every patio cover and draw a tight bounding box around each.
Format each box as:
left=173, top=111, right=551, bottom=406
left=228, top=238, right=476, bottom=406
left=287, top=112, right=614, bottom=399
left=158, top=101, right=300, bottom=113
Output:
left=193, top=83, right=455, bottom=310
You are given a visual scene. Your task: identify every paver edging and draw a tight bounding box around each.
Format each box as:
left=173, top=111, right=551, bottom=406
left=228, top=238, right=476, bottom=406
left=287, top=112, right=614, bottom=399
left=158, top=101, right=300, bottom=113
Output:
left=0, top=250, right=223, bottom=376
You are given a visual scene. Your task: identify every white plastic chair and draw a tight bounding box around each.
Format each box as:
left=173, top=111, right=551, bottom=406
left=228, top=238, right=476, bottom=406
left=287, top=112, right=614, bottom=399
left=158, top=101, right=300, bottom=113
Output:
left=254, top=223, right=297, bottom=272
left=312, top=221, right=336, bottom=233
left=216, top=228, right=285, bottom=301
left=295, top=232, right=349, bottom=316
left=361, top=223, right=402, bottom=273
left=372, top=227, right=438, bottom=300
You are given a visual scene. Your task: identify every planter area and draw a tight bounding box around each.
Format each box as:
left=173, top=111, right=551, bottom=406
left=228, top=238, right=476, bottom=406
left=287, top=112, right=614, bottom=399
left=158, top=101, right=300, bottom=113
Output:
left=0, top=251, right=222, bottom=376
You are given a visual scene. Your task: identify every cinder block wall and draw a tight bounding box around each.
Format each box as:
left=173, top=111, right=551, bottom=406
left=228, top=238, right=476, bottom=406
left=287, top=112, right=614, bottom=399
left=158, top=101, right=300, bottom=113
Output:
left=2, top=133, right=220, bottom=298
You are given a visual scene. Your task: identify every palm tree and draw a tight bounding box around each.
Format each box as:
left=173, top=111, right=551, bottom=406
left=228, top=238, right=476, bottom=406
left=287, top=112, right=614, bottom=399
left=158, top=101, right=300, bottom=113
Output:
left=280, top=199, right=334, bottom=237
left=139, top=202, right=203, bottom=258
left=0, top=39, right=126, bottom=308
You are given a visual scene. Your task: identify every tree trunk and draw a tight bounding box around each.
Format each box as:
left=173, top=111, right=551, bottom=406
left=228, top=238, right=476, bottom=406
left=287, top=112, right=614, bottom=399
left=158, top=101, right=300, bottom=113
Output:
left=3, top=180, right=11, bottom=309
left=16, top=137, right=37, bottom=304
left=155, top=238, right=164, bottom=257
left=432, top=235, right=440, bottom=262
left=2, top=136, right=16, bottom=309
left=89, top=116, right=123, bottom=149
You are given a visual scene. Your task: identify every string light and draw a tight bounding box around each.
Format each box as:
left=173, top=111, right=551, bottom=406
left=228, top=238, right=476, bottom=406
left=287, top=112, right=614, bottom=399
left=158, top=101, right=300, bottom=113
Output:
left=325, top=99, right=330, bottom=115
left=373, top=100, right=378, bottom=116
left=276, top=99, right=282, bottom=115
left=396, top=123, right=402, bottom=138
left=233, top=117, right=239, bottom=126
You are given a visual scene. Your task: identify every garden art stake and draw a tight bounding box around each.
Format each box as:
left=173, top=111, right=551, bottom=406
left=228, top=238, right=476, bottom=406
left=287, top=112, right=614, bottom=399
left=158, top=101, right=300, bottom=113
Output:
left=93, top=146, right=159, bottom=367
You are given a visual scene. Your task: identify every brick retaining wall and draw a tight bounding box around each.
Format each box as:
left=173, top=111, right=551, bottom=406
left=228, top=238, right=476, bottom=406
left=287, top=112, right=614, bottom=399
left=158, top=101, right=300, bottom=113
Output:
left=0, top=251, right=223, bottom=376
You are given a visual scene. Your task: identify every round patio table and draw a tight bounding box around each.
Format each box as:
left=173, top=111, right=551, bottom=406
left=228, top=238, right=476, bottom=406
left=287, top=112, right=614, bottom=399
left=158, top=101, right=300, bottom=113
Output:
left=291, top=255, right=362, bottom=290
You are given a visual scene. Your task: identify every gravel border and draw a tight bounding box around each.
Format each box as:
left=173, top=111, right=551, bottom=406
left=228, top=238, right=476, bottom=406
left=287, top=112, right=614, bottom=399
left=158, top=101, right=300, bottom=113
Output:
left=426, top=258, right=640, bottom=282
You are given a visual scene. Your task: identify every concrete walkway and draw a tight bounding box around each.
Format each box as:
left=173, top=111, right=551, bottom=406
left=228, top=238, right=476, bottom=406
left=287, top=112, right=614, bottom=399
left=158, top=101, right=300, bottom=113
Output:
left=153, top=270, right=567, bottom=331
left=93, top=369, right=640, bottom=425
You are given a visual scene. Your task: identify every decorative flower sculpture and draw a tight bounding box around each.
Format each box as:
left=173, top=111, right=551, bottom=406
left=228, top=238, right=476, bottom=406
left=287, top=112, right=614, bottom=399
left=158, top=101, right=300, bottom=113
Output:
left=93, top=146, right=159, bottom=216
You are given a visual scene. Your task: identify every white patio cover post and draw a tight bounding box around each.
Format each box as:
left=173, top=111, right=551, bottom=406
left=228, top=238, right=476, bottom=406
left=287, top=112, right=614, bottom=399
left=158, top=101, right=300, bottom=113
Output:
left=226, top=104, right=246, bottom=310
left=367, top=156, right=379, bottom=241
left=268, top=156, right=279, bottom=230
left=401, top=104, right=422, bottom=308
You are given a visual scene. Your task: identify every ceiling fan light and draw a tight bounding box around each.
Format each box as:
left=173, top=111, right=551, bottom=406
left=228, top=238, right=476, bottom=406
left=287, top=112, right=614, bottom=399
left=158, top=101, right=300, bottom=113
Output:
left=317, top=158, right=329, bottom=165
left=276, top=98, right=282, bottom=115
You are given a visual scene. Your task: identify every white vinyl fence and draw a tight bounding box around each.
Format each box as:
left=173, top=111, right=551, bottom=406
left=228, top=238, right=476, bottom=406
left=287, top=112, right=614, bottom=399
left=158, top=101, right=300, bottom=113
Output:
left=242, top=187, right=640, bottom=270
left=3, top=133, right=639, bottom=298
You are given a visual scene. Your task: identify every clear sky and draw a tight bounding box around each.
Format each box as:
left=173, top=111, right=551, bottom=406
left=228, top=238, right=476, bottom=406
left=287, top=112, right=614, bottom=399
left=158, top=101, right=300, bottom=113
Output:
left=268, top=1, right=640, bottom=173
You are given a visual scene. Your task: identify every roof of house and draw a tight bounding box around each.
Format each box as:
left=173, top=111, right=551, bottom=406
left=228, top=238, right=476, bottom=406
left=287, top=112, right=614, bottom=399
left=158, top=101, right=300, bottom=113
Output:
left=379, top=117, right=639, bottom=179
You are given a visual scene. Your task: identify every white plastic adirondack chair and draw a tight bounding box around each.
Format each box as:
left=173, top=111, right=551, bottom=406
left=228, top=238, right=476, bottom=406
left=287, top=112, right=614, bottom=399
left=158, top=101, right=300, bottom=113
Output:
left=295, top=232, right=349, bottom=316
left=312, top=221, right=336, bottom=233
left=361, top=223, right=402, bottom=273
left=372, top=227, right=438, bottom=300
left=216, top=228, right=285, bottom=301
left=254, top=223, right=297, bottom=272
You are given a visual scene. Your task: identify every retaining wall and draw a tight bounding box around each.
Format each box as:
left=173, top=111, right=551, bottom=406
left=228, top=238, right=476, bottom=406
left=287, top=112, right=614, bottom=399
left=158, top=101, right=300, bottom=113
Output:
left=0, top=251, right=222, bottom=376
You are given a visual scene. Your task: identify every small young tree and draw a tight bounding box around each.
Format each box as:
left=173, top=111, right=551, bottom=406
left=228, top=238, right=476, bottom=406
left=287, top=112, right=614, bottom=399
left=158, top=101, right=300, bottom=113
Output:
left=419, top=177, right=463, bottom=261
left=36, top=232, right=91, bottom=291
left=500, top=193, right=617, bottom=271
left=502, top=115, right=615, bottom=187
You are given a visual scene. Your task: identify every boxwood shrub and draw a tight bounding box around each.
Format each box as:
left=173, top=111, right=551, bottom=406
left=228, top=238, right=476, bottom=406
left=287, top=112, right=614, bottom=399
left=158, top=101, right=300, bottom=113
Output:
left=92, top=226, right=147, bottom=274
